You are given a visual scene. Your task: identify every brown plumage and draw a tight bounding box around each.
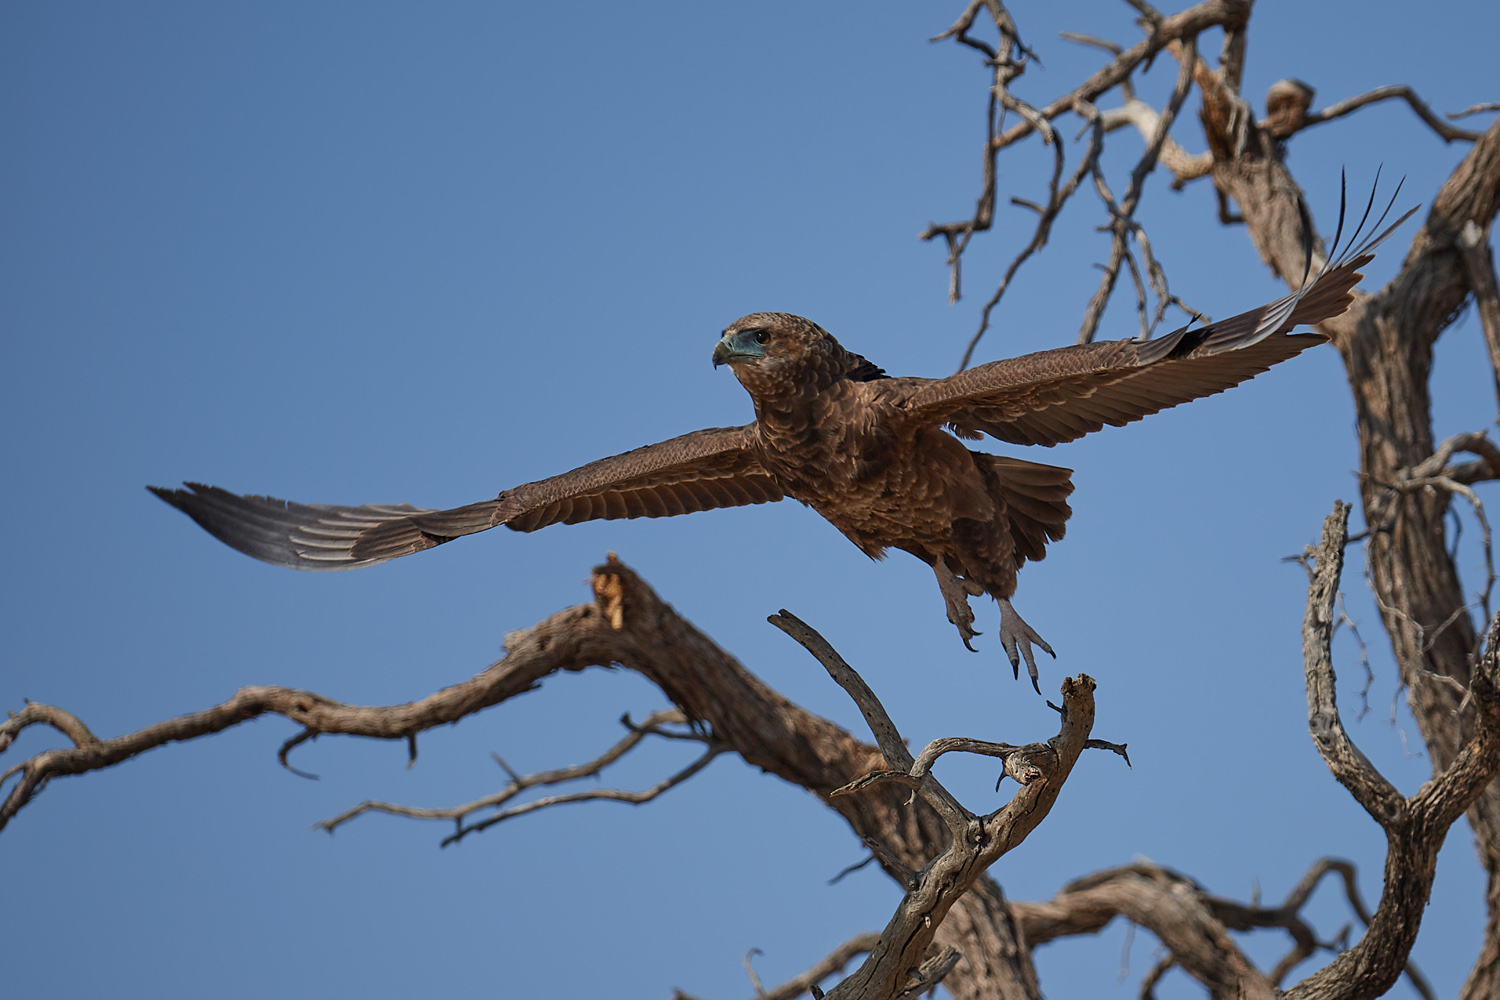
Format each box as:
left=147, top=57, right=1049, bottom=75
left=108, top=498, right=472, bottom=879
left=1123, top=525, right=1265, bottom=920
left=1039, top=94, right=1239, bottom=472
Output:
left=151, top=194, right=1413, bottom=691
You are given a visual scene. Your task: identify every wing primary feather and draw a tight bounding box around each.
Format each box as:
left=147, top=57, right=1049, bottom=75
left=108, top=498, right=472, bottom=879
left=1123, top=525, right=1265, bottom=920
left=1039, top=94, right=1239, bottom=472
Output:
left=147, top=484, right=418, bottom=570
left=1296, top=187, right=1317, bottom=288
left=152, top=425, right=782, bottom=570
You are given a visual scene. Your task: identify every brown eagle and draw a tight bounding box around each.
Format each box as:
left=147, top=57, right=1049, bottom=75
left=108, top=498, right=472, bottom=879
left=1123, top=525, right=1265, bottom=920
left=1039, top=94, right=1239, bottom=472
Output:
left=151, top=198, right=1411, bottom=691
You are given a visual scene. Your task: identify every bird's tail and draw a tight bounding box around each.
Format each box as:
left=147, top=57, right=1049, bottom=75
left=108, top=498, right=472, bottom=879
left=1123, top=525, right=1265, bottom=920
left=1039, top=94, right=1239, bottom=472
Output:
left=971, top=454, right=1075, bottom=567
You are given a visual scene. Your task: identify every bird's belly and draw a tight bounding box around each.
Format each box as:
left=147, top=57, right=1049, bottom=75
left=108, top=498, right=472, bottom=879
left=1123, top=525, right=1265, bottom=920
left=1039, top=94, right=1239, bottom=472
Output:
left=790, top=461, right=993, bottom=555
left=757, top=418, right=996, bottom=556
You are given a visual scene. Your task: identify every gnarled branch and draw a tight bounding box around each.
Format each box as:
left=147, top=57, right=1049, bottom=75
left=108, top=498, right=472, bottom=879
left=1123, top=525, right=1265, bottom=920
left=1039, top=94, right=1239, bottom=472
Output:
left=1289, top=503, right=1500, bottom=999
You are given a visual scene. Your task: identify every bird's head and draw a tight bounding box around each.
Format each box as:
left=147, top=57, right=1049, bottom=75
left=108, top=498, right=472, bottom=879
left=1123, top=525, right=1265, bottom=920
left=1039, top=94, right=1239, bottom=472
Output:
left=713, top=313, right=883, bottom=402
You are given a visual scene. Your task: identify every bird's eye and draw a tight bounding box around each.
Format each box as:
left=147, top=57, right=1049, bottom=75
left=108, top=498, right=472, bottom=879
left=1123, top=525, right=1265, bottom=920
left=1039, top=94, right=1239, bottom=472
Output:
left=752, top=329, right=770, bottom=345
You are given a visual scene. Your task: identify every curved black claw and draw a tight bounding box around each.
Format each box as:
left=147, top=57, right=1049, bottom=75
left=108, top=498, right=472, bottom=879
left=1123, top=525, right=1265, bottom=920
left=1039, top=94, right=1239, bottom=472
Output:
left=998, top=598, right=1055, bottom=694
left=933, top=561, right=985, bottom=652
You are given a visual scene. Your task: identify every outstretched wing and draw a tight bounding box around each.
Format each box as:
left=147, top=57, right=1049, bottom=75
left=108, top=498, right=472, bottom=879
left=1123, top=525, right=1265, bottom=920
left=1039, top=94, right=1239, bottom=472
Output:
left=150, top=424, right=780, bottom=571
left=901, top=197, right=1417, bottom=448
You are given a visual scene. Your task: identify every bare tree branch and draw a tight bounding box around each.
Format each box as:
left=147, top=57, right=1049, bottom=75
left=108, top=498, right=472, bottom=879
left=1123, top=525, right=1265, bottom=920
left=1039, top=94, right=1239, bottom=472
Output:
left=820, top=673, right=1099, bottom=1000
left=1302, top=503, right=1409, bottom=823
left=1392, top=474, right=1494, bottom=623
left=930, top=0, right=999, bottom=59
left=922, top=0, right=1041, bottom=306
left=2, top=555, right=1057, bottom=1000
left=1451, top=103, right=1500, bottom=120
left=0, top=701, right=100, bottom=757
left=313, top=709, right=729, bottom=847
left=990, top=1, right=1251, bottom=153
left=834, top=732, right=1128, bottom=797
left=1407, top=430, right=1500, bottom=486
left=1098, top=97, right=1214, bottom=185
left=924, top=0, right=1252, bottom=358
left=1457, top=219, right=1500, bottom=410
left=1185, top=26, right=1500, bottom=982
left=1, top=679, right=524, bottom=830
left=1010, top=854, right=1437, bottom=1000
left=895, top=946, right=961, bottom=999
left=763, top=607, right=1110, bottom=1000
left=954, top=108, right=1103, bottom=369
left=727, top=934, right=881, bottom=1000
left=767, top=609, right=968, bottom=835
left=1287, top=503, right=1500, bottom=999
left=1298, top=85, right=1484, bottom=143
left=1013, top=863, right=1277, bottom=1000
left=1076, top=34, right=1200, bottom=344
left=1138, top=953, right=1175, bottom=999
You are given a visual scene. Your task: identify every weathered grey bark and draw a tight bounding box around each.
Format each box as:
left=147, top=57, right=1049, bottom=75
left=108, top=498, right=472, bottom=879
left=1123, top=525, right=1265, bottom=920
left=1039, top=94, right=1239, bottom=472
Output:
left=1204, top=101, right=1500, bottom=1000
left=0, top=557, right=1051, bottom=1000
left=20, top=539, right=1487, bottom=999
left=583, top=567, right=1055, bottom=999
left=926, top=0, right=1500, bottom=992
left=1287, top=504, right=1500, bottom=999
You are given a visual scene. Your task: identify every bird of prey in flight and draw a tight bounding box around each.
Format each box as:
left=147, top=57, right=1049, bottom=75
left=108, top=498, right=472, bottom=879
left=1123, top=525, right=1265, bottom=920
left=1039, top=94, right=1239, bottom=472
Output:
left=152, top=189, right=1413, bottom=692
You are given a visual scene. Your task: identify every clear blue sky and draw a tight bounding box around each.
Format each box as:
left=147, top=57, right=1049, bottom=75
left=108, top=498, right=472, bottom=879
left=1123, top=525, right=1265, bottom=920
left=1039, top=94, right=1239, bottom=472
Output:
left=3, top=2, right=1495, bottom=998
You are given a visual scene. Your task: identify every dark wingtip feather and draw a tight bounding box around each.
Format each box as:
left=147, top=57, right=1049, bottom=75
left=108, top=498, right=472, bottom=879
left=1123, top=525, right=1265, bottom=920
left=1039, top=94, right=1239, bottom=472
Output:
left=148, top=482, right=390, bottom=571
left=1141, top=177, right=1418, bottom=364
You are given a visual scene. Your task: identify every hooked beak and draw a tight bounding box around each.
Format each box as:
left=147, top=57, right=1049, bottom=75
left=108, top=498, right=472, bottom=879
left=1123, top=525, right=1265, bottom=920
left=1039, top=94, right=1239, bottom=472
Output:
left=712, top=329, right=767, bottom=368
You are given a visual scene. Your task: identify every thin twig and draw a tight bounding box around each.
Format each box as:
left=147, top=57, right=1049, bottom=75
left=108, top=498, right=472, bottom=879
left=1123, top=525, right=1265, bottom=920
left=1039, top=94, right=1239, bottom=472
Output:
left=314, top=710, right=727, bottom=846
left=1300, top=85, right=1483, bottom=142
left=1076, top=33, right=1199, bottom=344
left=1449, top=102, right=1500, bottom=120
left=739, top=934, right=882, bottom=1000
left=954, top=96, right=1106, bottom=369
left=768, top=609, right=972, bottom=834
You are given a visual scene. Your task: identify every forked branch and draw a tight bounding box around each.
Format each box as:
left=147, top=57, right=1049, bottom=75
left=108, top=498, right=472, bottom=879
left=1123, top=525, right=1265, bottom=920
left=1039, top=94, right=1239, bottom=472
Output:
left=314, top=708, right=728, bottom=847
left=1009, top=857, right=1435, bottom=999
left=924, top=0, right=1253, bottom=363
left=1289, top=502, right=1500, bottom=999
left=925, top=0, right=1491, bottom=368
left=776, top=623, right=1102, bottom=997
left=1299, top=85, right=1484, bottom=143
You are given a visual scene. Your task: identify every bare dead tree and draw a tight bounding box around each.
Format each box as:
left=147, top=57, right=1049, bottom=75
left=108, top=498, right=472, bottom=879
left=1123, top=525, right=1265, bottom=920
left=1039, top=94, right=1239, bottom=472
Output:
left=5, top=3, right=1499, bottom=998
left=920, top=0, right=1500, bottom=995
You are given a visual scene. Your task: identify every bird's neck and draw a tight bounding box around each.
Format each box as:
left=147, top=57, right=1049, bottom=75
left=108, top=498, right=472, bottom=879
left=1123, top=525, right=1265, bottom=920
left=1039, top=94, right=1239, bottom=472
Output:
left=750, top=376, right=850, bottom=444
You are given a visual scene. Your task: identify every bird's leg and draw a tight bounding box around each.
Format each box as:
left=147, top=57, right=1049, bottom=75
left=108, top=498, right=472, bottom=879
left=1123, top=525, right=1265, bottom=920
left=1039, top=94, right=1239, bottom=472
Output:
left=933, top=561, right=985, bottom=652
left=998, top=598, right=1055, bottom=694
